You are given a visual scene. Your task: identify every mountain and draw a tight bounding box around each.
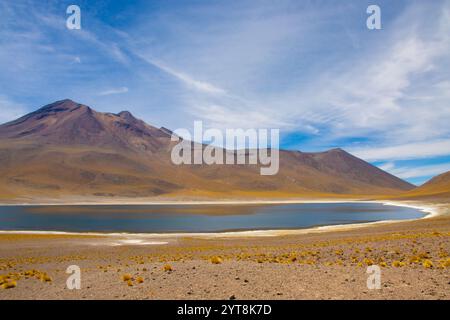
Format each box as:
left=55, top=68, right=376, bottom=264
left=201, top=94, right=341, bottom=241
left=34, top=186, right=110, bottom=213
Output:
left=0, top=99, right=172, bottom=152
left=0, top=99, right=415, bottom=201
left=398, top=171, right=450, bottom=201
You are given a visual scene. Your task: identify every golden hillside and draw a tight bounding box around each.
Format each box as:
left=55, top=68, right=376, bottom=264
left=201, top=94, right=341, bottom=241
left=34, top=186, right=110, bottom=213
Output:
left=398, top=171, right=450, bottom=201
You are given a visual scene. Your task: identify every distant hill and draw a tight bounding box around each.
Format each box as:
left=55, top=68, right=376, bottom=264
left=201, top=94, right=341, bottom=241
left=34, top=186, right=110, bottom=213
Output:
left=398, top=171, right=450, bottom=201
left=0, top=99, right=415, bottom=202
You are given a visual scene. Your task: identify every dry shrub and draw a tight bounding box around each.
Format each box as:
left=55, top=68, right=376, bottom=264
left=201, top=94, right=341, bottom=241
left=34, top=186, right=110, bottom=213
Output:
left=392, top=261, right=405, bottom=267
left=422, top=259, right=433, bottom=268
left=363, top=258, right=374, bottom=266
left=1, top=280, right=16, bottom=289
left=163, top=264, right=173, bottom=272
left=210, top=256, right=223, bottom=264
left=122, top=274, right=132, bottom=281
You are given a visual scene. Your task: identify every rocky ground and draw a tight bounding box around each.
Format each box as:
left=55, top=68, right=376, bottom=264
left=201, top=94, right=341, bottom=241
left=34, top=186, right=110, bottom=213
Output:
left=0, top=215, right=449, bottom=300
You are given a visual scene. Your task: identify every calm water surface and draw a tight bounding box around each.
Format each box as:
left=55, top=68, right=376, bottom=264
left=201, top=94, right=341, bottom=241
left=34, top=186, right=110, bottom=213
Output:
left=0, top=203, right=424, bottom=233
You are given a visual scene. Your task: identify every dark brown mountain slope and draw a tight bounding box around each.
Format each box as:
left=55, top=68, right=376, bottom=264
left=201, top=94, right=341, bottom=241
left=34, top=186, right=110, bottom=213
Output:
left=0, top=99, right=172, bottom=152
left=0, top=99, right=415, bottom=201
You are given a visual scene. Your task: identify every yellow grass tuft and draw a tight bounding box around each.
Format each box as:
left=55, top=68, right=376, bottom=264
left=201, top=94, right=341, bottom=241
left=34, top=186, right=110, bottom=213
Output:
left=122, top=274, right=132, bottom=281
left=40, top=274, right=52, bottom=282
left=392, top=261, right=405, bottom=267
left=422, top=259, right=433, bottom=268
left=2, top=280, right=17, bottom=289
left=163, top=264, right=173, bottom=272
left=210, top=256, right=223, bottom=264
left=136, top=276, right=144, bottom=284
left=363, top=258, right=374, bottom=266
left=445, top=258, right=450, bottom=267
left=418, top=252, right=430, bottom=259
left=437, top=258, right=450, bottom=269
left=271, top=257, right=282, bottom=264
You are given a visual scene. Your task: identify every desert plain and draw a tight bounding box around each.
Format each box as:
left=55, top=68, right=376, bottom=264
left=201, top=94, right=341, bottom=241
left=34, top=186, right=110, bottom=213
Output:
left=0, top=199, right=448, bottom=300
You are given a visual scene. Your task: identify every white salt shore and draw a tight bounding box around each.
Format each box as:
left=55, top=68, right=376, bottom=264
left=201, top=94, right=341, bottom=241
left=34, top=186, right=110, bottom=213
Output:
left=0, top=200, right=444, bottom=243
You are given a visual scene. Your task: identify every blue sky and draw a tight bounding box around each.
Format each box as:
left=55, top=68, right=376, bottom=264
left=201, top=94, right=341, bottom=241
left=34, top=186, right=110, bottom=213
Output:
left=0, top=0, right=449, bottom=185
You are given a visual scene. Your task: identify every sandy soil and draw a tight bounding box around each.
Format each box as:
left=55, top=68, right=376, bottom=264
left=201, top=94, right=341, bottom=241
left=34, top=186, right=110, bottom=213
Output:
left=0, top=201, right=449, bottom=300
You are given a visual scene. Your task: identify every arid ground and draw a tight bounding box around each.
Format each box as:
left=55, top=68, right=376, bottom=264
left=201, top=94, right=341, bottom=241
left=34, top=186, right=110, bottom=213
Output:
left=0, top=200, right=449, bottom=300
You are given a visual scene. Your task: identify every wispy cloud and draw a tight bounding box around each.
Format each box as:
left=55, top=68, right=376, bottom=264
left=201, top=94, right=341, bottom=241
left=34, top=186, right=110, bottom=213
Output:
left=0, top=95, right=26, bottom=124
left=127, top=1, right=450, bottom=147
left=386, top=163, right=450, bottom=180
left=377, top=162, right=396, bottom=172
left=191, top=103, right=289, bottom=130
left=286, top=3, right=450, bottom=145
left=98, top=87, right=129, bottom=96
left=72, top=56, right=81, bottom=64
left=136, top=55, right=227, bottom=95
left=350, top=140, right=450, bottom=161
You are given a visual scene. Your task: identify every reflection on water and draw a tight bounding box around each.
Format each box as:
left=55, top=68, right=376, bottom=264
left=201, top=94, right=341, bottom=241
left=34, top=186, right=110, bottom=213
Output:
left=0, top=203, right=424, bottom=233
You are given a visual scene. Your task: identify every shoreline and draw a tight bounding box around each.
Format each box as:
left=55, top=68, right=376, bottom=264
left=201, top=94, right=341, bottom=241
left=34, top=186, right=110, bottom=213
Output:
left=1, top=200, right=449, bottom=300
left=0, top=198, right=367, bottom=206
left=0, top=200, right=445, bottom=240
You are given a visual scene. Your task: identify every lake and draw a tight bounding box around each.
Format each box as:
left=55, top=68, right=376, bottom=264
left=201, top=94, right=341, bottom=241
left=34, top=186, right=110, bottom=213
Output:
left=0, top=202, right=425, bottom=233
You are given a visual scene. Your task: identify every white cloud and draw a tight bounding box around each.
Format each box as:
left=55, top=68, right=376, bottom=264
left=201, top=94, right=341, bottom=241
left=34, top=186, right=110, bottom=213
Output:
left=350, top=140, right=450, bottom=161
left=377, top=162, right=395, bottom=172
left=0, top=95, right=26, bottom=124
left=191, top=103, right=288, bottom=130
left=130, top=1, right=450, bottom=149
left=386, top=163, right=450, bottom=180
left=137, top=55, right=226, bottom=95
left=293, top=7, right=450, bottom=143
left=98, top=87, right=129, bottom=96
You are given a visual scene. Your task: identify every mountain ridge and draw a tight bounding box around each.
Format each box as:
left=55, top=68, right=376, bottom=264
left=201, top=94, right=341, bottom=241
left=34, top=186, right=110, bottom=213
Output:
left=0, top=99, right=416, bottom=201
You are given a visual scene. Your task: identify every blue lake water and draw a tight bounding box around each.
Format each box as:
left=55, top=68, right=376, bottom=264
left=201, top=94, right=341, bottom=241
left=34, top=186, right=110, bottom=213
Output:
left=0, top=203, right=425, bottom=233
